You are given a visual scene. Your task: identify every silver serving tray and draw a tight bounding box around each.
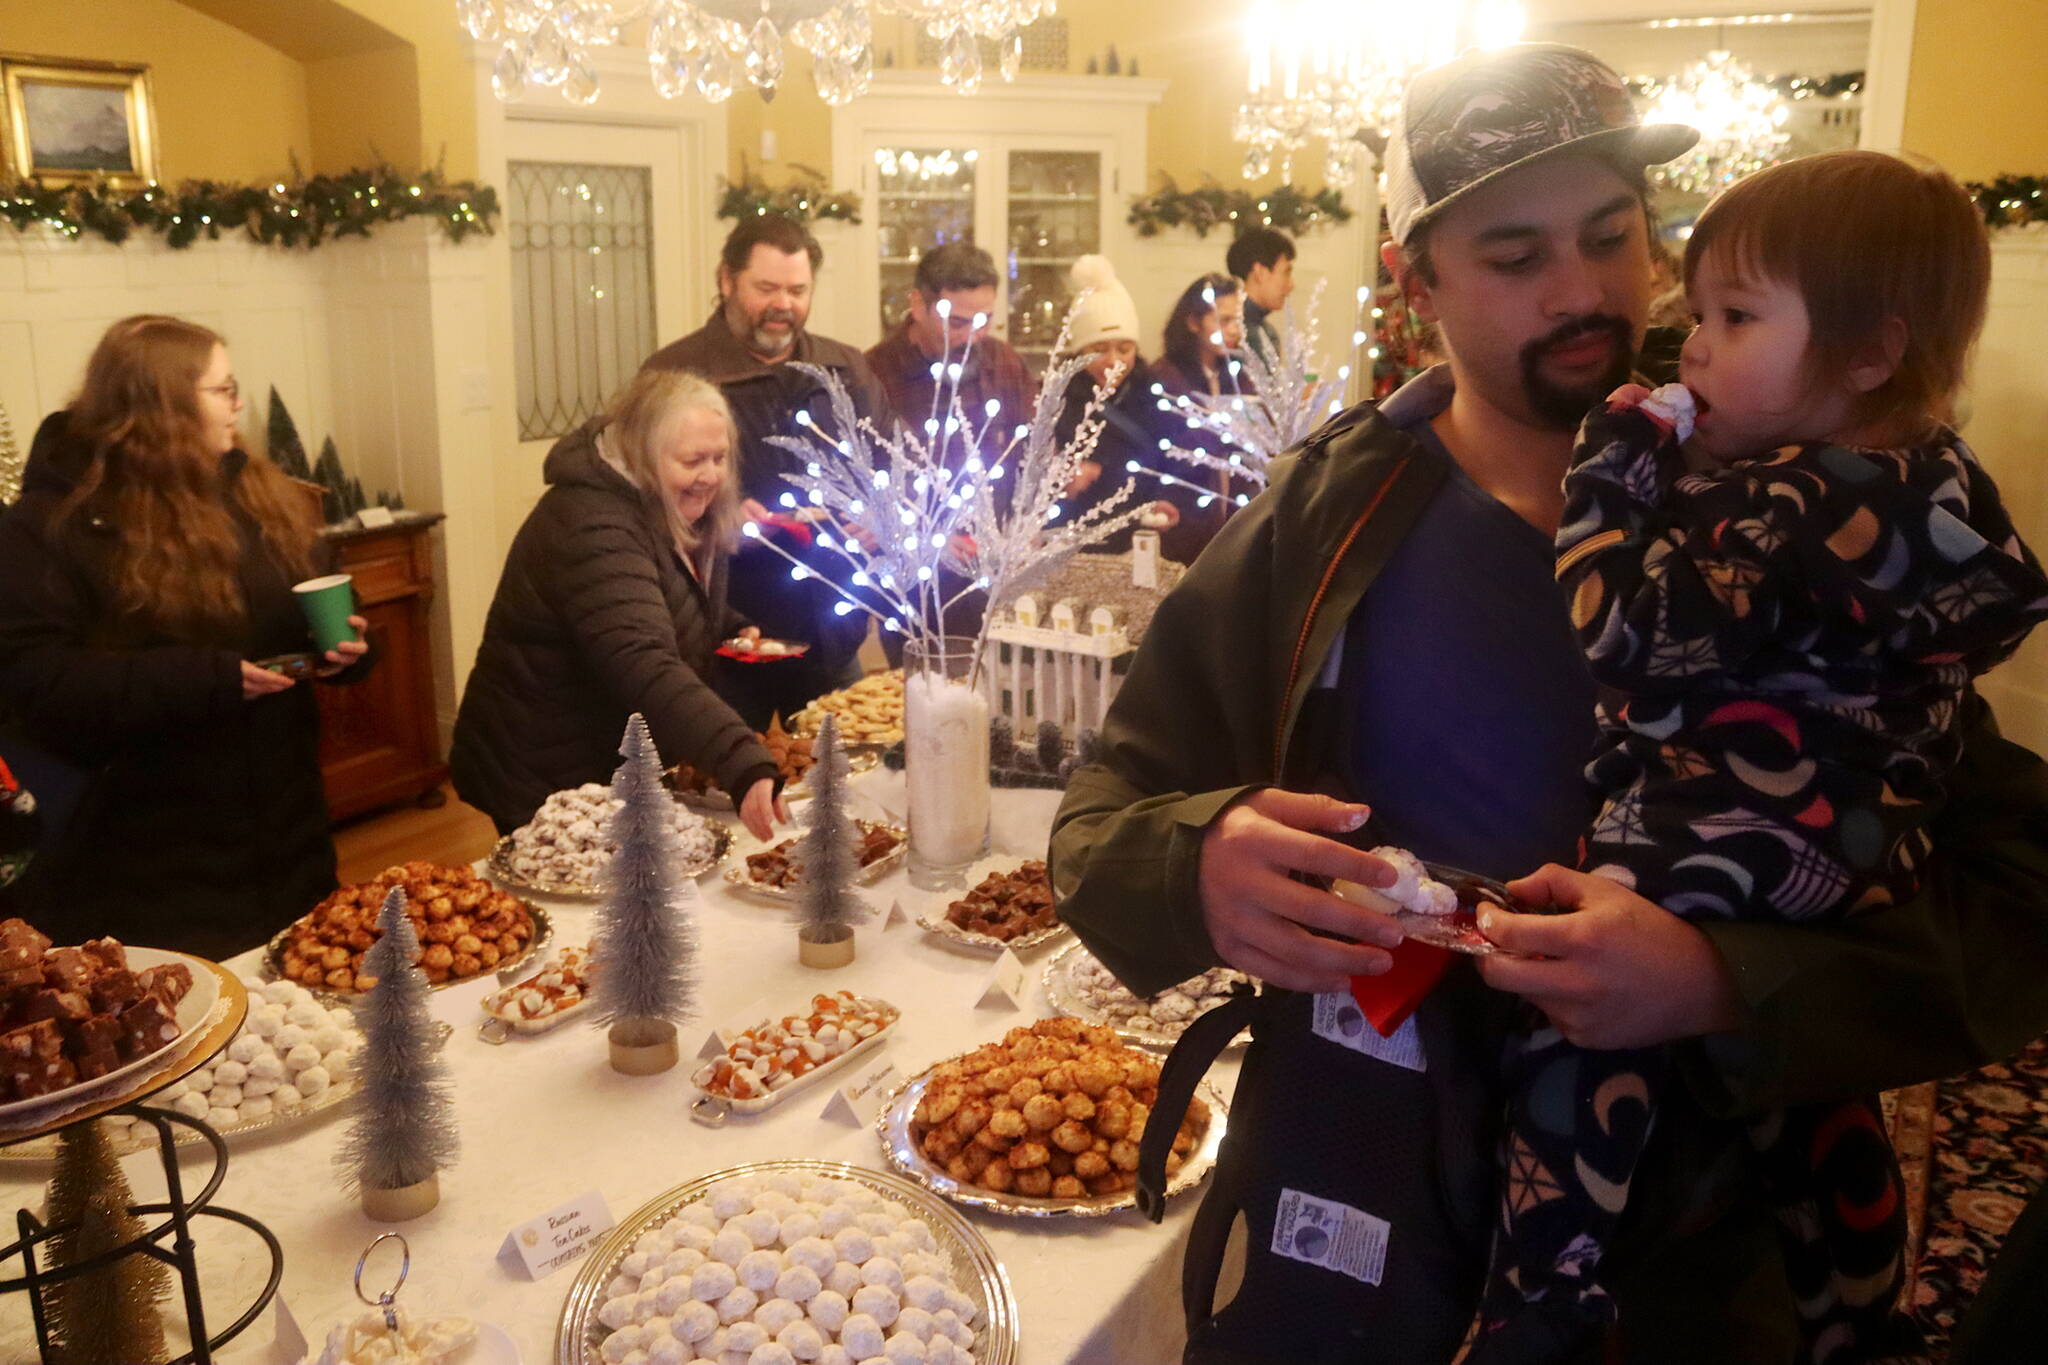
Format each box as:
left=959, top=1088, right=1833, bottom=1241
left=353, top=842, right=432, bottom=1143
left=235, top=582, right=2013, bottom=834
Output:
left=668, top=748, right=880, bottom=811
left=263, top=904, right=553, bottom=1004
left=0, top=1019, right=453, bottom=1161
left=912, top=858, right=1068, bottom=955
left=686, top=995, right=898, bottom=1125
left=555, top=1160, right=1020, bottom=1365
left=915, top=909, right=1070, bottom=956
left=1041, top=942, right=1252, bottom=1051
left=721, top=822, right=909, bottom=901
left=486, top=823, right=731, bottom=899
left=877, top=1066, right=1228, bottom=1219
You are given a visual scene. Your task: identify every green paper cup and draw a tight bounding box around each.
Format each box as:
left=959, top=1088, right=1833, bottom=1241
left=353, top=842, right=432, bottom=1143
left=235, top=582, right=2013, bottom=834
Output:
left=293, top=574, right=356, bottom=653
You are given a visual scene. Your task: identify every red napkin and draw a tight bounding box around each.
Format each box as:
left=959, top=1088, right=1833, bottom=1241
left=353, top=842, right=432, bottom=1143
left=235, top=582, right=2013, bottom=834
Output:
left=755, top=514, right=814, bottom=549
left=1351, top=938, right=1454, bottom=1037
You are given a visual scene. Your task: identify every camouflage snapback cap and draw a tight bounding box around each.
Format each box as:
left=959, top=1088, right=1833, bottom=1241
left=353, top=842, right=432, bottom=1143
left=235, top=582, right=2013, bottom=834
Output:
left=1383, top=43, right=1698, bottom=245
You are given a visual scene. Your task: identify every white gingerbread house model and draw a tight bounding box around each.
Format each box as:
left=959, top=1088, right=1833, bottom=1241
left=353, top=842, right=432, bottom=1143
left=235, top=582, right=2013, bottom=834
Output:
left=982, top=533, right=1185, bottom=735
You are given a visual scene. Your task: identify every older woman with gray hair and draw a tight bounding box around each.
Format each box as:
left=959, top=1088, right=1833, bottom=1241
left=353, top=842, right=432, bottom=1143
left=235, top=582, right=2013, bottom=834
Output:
left=452, top=368, right=791, bottom=840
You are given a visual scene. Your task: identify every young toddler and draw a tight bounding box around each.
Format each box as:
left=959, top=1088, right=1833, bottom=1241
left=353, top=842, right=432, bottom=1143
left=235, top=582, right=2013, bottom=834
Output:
left=1478, top=150, right=2048, bottom=1364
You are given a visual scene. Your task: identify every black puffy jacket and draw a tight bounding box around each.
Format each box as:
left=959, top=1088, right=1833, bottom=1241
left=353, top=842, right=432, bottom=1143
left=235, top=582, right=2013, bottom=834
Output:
left=0, top=412, right=372, bottom=958
left=450, top=421, right=774, bottom=833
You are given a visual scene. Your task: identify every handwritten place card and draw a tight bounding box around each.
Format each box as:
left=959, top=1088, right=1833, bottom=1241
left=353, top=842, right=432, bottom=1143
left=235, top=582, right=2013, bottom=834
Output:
left=271, top=1295, right=309, bottom=1364
left=975, top=948, right=1029, bottom=1011
left=882, top=899, right=909, bottom=933
left=356, top=505, right=397, bottom=529
left=500, top=1190, right=615, bottom=1280
left=819, top=1055, right=902, bottom=1127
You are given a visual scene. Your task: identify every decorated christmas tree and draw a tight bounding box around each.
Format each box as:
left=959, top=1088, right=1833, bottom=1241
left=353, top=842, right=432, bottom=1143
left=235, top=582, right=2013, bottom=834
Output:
left=337, top=887, right=458, bottom=1219
left=40, top=1121, right=167, bottom=1363
left=590, top=713, right=695, bottom=1072
left=794, top=715, right=867, bottom=966
left=266, top=386, right=313, bottom=480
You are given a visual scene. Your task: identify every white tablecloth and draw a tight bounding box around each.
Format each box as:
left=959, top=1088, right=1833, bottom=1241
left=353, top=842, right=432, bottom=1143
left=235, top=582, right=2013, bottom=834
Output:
left=1, top=772, right=1239, bottom=1365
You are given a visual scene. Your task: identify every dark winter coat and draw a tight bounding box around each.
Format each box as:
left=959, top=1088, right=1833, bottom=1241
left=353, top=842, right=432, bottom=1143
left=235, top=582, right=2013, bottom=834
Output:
left=450, top=420, right=775, bottom=834
left=0, top=412, right=373, bottom=960
left=642, top=312, right=882, bottom=697
left=1054, top=358, right=1179, bottom=556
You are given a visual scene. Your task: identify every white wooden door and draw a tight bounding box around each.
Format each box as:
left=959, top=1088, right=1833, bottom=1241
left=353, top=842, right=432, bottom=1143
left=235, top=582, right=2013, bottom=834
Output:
left=501, top=119, right=701, bottom=499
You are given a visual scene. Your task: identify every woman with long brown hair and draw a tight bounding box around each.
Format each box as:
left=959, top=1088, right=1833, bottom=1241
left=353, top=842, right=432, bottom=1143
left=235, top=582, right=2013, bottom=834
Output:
left=0, top=315, right=370, bottom=957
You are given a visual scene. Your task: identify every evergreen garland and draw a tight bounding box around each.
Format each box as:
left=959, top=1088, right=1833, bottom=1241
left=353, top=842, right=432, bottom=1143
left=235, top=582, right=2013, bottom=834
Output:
left=1128, top=175, right=1352, bottom=239
left=1, top=166, right=497, bottom=251
left=1969, top=175, right=2048, bottom=230
left=716, top=159, right=862, bottom=226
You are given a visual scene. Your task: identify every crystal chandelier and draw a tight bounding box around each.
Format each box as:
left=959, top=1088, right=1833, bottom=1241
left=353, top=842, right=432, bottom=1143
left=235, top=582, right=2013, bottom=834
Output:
left=1234, top=1, right=1524, bottom=186
left=459, top=0, right=1053, bottom=107
left=1636, top=50, right=1790, bottom=195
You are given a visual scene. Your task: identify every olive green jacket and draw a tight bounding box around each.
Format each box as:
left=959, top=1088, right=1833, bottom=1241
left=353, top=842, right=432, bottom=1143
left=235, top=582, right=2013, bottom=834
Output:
left=1050, top=383, right=2048, bottom=1354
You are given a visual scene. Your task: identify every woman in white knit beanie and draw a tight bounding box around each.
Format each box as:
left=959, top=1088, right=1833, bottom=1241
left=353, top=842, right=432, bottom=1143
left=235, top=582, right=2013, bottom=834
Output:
left=1053, top=254, right=1179, bottom=536
left=1061, top=254, right=1142, bottom=386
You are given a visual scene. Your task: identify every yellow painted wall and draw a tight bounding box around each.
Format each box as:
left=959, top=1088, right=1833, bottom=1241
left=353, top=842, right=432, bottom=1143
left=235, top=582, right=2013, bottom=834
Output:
left=1902, top=0, right=2048, bottom=182
left=306, top=45, right=423, bottom=172
left=0, top=0, right=312, bottom=182
left=310, top=0, right=479, bottom=179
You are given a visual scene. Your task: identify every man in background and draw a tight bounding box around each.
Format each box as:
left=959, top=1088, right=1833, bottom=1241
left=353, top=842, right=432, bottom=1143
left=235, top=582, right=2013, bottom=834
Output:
left=643, top=216, right=885, bottom=713
left=1225, top=225, right=1296, bottom=362
left=866, top=242, right=1035, bottom=466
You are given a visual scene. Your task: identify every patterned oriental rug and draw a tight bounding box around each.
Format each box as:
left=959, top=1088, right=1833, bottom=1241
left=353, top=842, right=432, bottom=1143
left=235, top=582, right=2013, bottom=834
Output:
left=1895, top=1035, right=2048, bottom=1353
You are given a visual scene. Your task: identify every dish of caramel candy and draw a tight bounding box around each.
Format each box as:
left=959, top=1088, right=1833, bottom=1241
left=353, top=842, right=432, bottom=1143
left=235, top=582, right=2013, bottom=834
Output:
left=665, top=718, right=816, bottom=796
left=0, top=920, right=193, bottom=1103
left=742, top=820, right=904, bottom=891
left=911, top=1017, right=1209, bottom=1200
left=280, top=862, right=536, bottom=992
left=944, top=862, right=1057, bottom=942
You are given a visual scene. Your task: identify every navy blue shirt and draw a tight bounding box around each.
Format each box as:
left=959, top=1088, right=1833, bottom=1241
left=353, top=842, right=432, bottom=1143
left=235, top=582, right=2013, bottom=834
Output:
left=1337, top=370, right=1599, bottom=882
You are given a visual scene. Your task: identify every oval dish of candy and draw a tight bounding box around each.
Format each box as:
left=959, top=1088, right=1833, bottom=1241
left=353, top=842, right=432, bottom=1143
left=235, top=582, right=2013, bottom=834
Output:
left=478, top=944, right=593, bottom=1042
left=689, top=991, right=899, bottom=1120
left=724, top=821, right=907, bottom=900
left=878, top=1018, right=1227, bottom=1218
left=914, top=860, right=1068, bottom=954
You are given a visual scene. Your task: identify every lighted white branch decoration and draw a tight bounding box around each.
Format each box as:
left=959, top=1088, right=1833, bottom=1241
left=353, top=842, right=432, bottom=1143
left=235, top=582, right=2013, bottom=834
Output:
left=749, top=301, right=1150, bottom=683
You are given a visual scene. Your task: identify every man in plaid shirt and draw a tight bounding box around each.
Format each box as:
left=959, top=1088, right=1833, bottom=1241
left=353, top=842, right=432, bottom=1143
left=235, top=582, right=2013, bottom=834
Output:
left=866, top=242, right=1036, bottom=468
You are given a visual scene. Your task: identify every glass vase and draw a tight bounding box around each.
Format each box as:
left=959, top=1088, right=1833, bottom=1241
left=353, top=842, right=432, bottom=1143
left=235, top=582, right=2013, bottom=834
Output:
left=903, top=636, right=992, bottom=889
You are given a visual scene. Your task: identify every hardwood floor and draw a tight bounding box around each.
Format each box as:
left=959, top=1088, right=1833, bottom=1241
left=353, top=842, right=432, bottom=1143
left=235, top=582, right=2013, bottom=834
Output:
left=331, top=784, right=499, bottom=884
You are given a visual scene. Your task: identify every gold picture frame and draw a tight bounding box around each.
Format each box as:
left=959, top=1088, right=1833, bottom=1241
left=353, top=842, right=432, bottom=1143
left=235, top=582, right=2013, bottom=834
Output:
left=1, top=55, right=158, bottom=188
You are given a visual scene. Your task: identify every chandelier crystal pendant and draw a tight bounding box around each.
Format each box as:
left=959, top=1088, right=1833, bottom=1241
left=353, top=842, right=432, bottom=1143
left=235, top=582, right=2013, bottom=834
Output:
left=1234, top=1, right=1524, bottom=186
left=1636, top=50, right=1790, bottom=195
left=461, top=0, right=1055, bottom=106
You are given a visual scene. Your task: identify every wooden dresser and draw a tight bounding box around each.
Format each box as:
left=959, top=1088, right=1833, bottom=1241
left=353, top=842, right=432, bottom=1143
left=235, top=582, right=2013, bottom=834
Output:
left=317, top=514, right=449, bottom=821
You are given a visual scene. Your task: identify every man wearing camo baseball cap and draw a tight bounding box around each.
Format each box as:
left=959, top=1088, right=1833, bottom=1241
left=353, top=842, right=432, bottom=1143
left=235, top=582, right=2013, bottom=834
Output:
left=1053, top=39, right=2044, bottom=1365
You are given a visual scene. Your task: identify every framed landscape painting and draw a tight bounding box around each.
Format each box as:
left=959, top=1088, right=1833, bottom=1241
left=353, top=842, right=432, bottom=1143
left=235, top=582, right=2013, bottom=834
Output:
left=1, top=57, right=158, bottom=187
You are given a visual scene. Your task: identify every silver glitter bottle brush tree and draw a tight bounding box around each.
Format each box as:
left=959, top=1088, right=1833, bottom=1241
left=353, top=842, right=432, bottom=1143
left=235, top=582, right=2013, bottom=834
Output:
left=338, top=887, right=458, bottom=1221
left=590, top=713, right=697, bottom=1074
left=794, top=715, right=868, bottom=967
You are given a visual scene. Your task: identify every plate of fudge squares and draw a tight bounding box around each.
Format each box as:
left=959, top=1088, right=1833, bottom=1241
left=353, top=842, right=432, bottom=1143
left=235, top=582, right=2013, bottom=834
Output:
left=0, top=917, right=221, bottom=1125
